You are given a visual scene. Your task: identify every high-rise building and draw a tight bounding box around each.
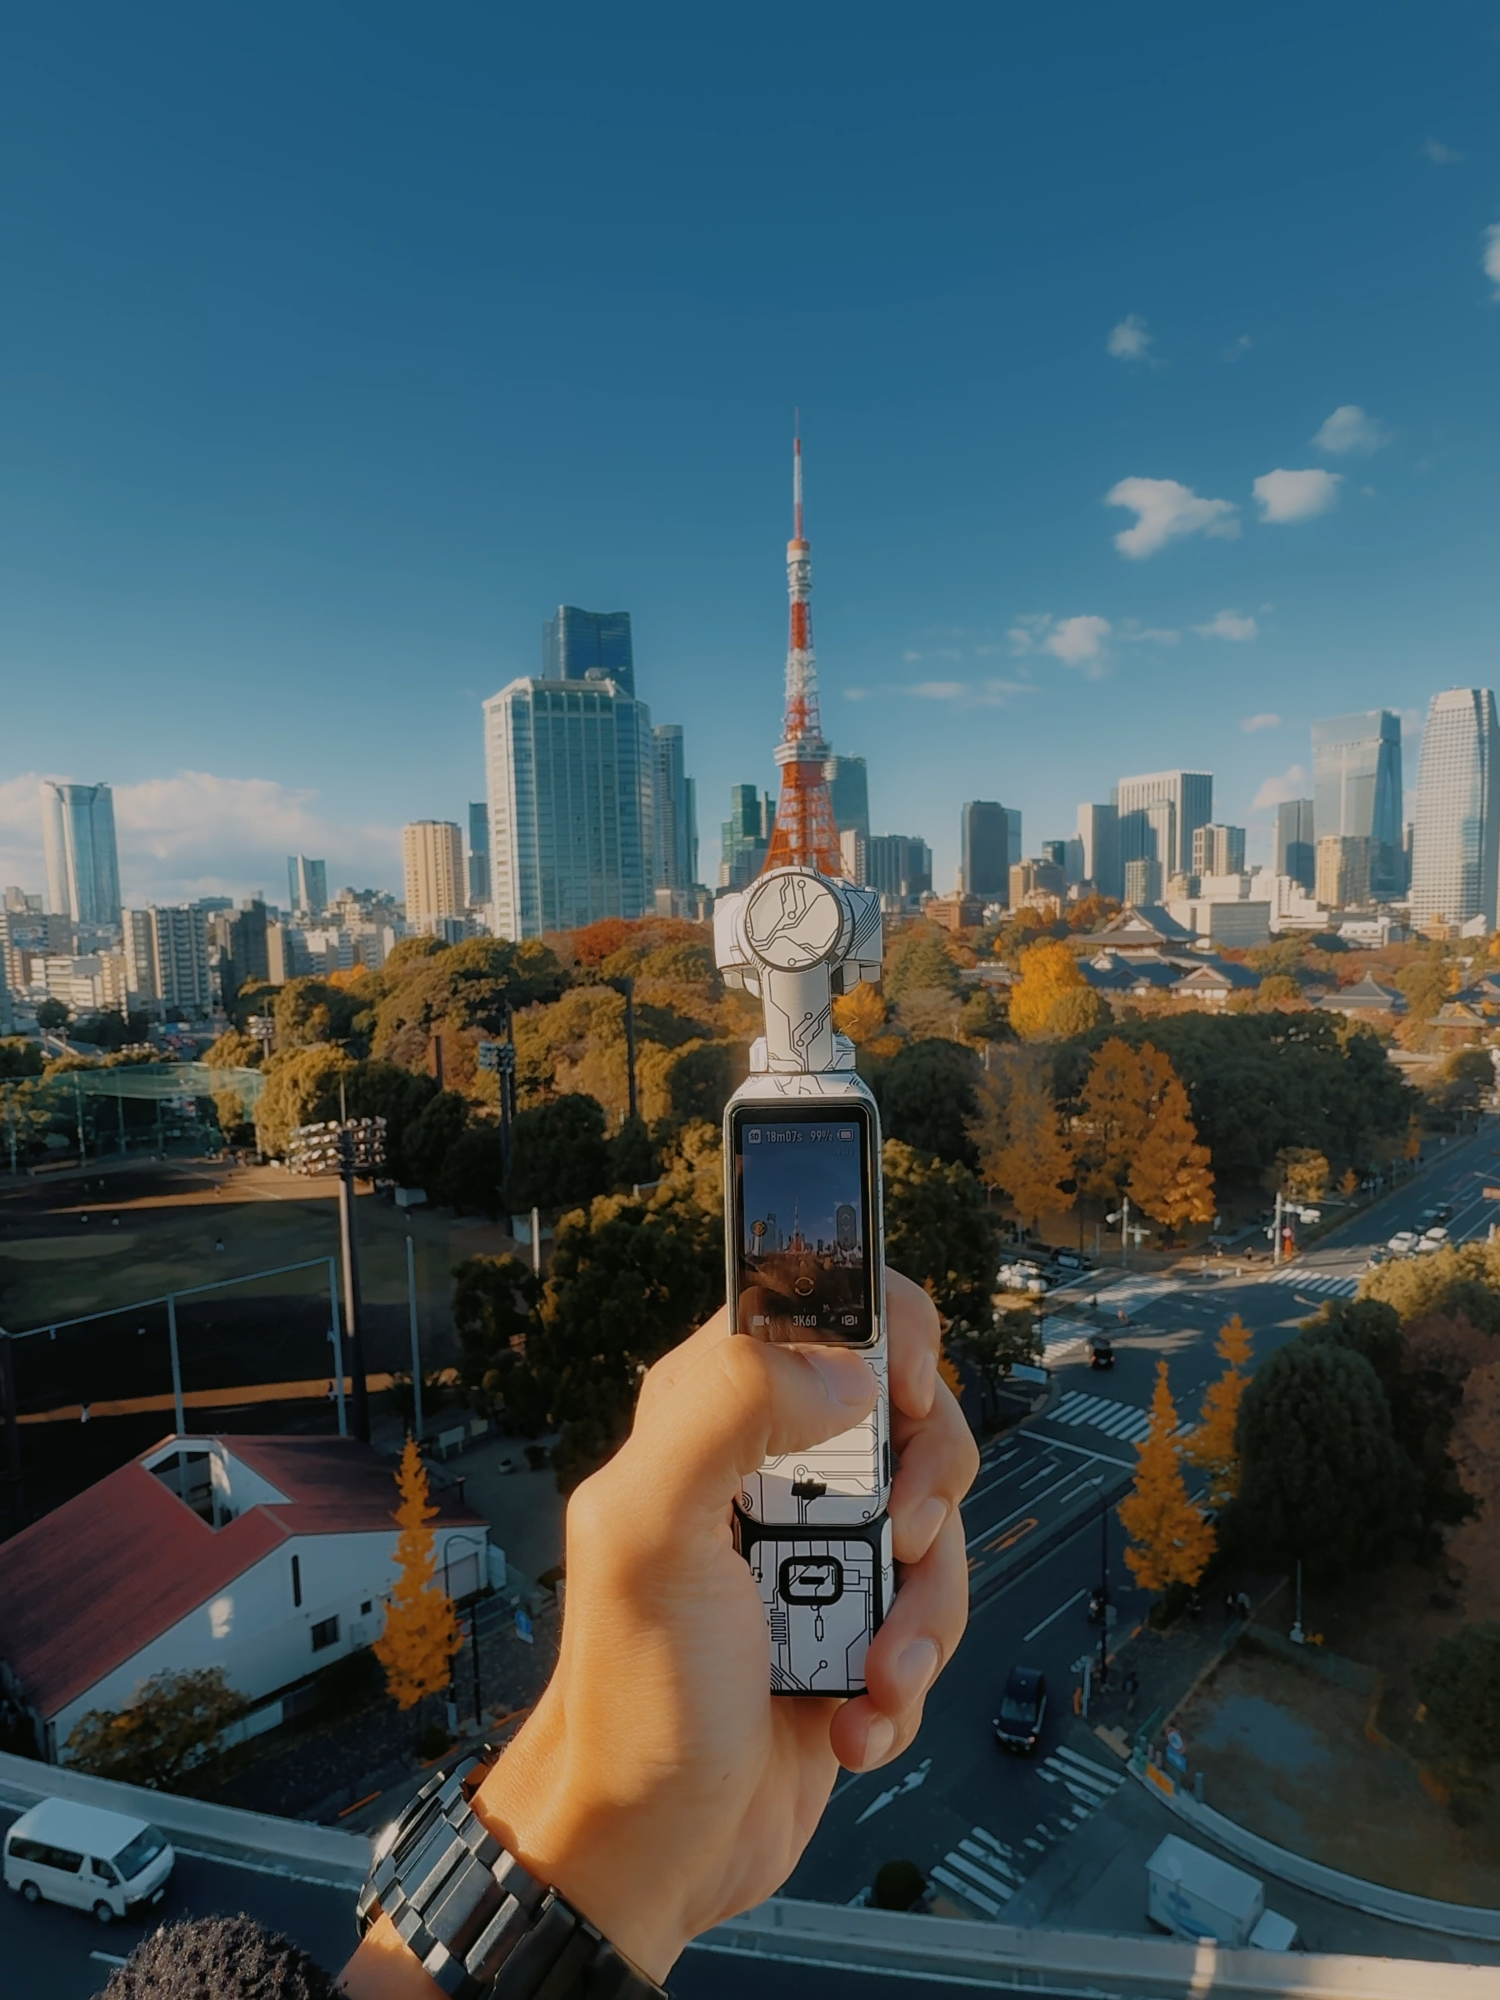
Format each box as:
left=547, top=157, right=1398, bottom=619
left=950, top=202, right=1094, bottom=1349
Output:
left=1275, top=799, right=1316, bottom=894
left=720, top=784, right=772, bottom=889
left=121, top=906, right=212, bottom=1015
left=1312, top=711, right=1402, bottom=898
left=825, top=756, right=870, bottom=842
left=1123, top=857, right=1155, bottom=906
left=1409, top=688, right=1500, bottom=930
left=542, top=606, right=635, bottom=695
left=1114, top=771, right=1212, bottom=882
left=467, top=803, right=491, bottom=908
left=485, top=669, right=655, bottom=938
left=286, top=856, right=327, bottom=917
left=961, top=802, right=1010, bottom=898
left=652, top=724, right=698, bottom=901
left=1010, top=858, right=1066, bottom=908
left=839, top=828, right=867, bottom=885
left=1315, top=835, right=1372, bottom=911
left=1191, top=823, right=1246, bottom=878
left=1077, top=803, right=1122, bottom=900
left=403, top=821, right=466, bottom=928
left=40, top=782, right=121, bottom=928
left=866, top=835, right=932, bottom=911
left=1005, top=808, right=1022, bottom=867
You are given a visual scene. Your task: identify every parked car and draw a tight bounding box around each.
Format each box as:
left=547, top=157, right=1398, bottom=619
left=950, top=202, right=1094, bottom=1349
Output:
left=1089, top=1335, right=1115, bottom=1370
left=1146, top=1834, right=1298, bottom=1950
left=1419, top=1204, right=1455, bottom=1228
left=993, top=1665, right=1048, bottom=1754
left=1365, top=1247, right=1391, bottom=1269
left=1049, top=1249, right=1093, bottom=1275
left=1414, top=1230, right=1446, bottom=1255
left=997, top=1263, right=1049, bottom=1294
left=1421, top=1225, right=1451, bottom=1247
left=1386, top=1231, right=1419, bottom=1257
left=3, top=1799, right=174, bottom=1923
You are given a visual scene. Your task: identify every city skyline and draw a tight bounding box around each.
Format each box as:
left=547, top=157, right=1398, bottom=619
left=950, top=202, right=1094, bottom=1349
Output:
left=1, top=12, right=1496, bottom=904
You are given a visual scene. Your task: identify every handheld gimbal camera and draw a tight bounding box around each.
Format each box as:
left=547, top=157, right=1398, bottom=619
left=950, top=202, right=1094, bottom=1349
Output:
left=714, top=867, right=892, bottom=1696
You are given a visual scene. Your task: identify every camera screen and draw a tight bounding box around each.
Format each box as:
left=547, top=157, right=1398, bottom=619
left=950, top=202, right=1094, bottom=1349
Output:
left=732, top=1106, right=874, bottom=1346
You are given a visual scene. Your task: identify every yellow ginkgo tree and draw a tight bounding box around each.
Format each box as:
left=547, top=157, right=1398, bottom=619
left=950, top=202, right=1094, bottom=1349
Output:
left=374, top=1438, right=462, bottom=1710
left=1187, top=1314, right=1254, bottom=1511
left=1117, top=1359, right=1216, bottom=1595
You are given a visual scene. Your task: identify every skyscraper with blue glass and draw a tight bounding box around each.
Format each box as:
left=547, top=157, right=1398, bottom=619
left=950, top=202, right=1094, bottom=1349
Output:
left=542, top=606, right=635, bottom=695
left=41, top=781, right=121, bottom=927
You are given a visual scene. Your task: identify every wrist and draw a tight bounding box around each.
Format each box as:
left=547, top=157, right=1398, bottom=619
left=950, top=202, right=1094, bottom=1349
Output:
left=470, top=1696, right=691, bottom=1985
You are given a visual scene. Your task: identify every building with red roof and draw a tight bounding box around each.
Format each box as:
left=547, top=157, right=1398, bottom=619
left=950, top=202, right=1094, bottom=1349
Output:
left=0, top=1434, right=491, bottom=1761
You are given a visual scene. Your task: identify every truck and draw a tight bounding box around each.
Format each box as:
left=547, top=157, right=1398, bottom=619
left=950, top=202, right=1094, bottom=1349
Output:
left=1145, top=1835, right=1299, bottom=1950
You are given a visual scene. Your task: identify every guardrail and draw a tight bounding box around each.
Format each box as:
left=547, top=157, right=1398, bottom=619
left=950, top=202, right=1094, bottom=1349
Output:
left=0, top=1749, right=370, bottom=1889
left=694, top=1896, right=1490, bottom=1998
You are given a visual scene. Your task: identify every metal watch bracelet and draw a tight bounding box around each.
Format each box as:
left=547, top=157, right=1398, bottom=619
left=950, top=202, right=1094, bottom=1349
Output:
left=356, top=1750, right=669, bottom=1999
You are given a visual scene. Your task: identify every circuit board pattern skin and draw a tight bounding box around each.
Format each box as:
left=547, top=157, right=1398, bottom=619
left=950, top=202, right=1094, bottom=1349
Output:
left=734, top=1513, right=894, bottom=1695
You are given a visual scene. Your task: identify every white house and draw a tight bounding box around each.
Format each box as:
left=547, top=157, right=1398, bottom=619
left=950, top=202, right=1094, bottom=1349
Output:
left=0, top=1434, right=493, bottom=1762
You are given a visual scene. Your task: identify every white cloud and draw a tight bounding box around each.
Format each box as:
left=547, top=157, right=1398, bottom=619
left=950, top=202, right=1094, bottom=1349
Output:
left=1424, top=137, right=1462, bottom=165
left=842, top=686, right=871, bottom=701
left=1009, top=613, right=1113, bottom=677
left=1252, top=467, right=1342, bottom=522
left=0, top=769, right=400, bottom=905
left=1195, top=609, right=1259, bottom=642
left=1312, top=405, right=1391, bottom=456
left=1106, top=314, right=1153, bottom=361
left=1240, top=712, right=1281, bottom=733
left=906, top=681, right=967, bottom=701
left=1105, top=476, right=1240, bottom=557
left=1485, top=223, right=1500, bottom=298
left=1253, top=763, right=1309, bottom=810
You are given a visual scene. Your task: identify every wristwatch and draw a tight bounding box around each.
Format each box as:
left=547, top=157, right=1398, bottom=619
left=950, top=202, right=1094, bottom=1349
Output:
left=357, top=1750, right=669, bottom=1999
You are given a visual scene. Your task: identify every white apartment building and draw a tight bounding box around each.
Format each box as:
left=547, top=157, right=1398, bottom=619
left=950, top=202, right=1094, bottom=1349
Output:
left=402, top=821, right=466, bottom=929
left=120, top=907, right=213, bottom=1016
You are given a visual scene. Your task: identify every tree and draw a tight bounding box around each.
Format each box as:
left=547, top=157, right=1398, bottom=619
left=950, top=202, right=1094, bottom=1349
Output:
left=373, top=1439, right=462, bottom=1710
left=35, top=997, right=70, bottom=1035
left=1117, top=1360, right=1215, bottom=1593
left=876, top=1038, right=982, bottom=1167
left=832, top=982, right=896, bottom=1048
left=1074, top=1037, right=1149, bottom=1200
left=507, top=1093, right=611, bottom=1211
left=1271, top=1147, right=1329, bottom=1203
left=1043, top=985, right=1107, bottom=1038
left=253, top=1044, right=354, bottom=1155
left=65, top=1667, right=249, bottom=1792
left=273, top=977, right=363, bottom=1050
left=884, top=931, right=964, bottom=1003
left=1256, top=974, right=1306, bottom=1011
left=1233, top=1341, right=1414, bottom=1578
left=948, top=1307, right=1041, bottom=1417
left=1362, top=1239, right=1500, bottom=1338
left=1416, top=1625, right=1500, bottom=1767
left=1186, top=1314, right=1253, bottom=1509
left=0, top=1039, right=45, bottom=1080
left=1397, top=948, right=1454, bottom=1026
left=882, top=1139, right=999, bottom=1329
left=1127, top=1075, right=1215, bottom=1233
left=986, top=1060, right=1075, bottom=1230
left=1008, top=939, right=1089, bottom=1040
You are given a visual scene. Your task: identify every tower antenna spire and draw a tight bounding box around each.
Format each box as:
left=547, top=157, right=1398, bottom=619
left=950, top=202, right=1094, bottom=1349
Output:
left=761, top=426, right=844, bottom=876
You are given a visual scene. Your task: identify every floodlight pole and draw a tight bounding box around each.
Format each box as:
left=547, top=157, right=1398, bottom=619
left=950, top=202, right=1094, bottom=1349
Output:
left=327, top=1255, right=347, bottom=1437
left=1, top=1334, right=24, bottom=1535
left=338, top=1132, right=371, bottom=1443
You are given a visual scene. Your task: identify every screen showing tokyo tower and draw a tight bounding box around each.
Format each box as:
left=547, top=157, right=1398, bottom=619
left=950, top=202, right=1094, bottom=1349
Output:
left=733, top=1110, right=872, bottom=1345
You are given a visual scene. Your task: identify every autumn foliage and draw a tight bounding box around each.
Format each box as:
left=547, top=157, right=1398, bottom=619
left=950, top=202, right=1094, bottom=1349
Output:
left=1008, top=939, right=1091, bottom=1040
left=1075, top=1036, right=1214, bottom=1231
left=1118, top=1360, right=1216, bottom=1593
left=1187, top=1314, right=1254, bottom=1509
left=374, top=1439, right=462, bottom=1710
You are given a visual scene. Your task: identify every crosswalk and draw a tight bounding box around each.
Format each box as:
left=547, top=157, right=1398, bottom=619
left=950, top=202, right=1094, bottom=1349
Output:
left=1043, top=1388, right=1190, bottom=1446
left=929, top=1747, right=1128, bottom=1917
left=1261, top=1267, right=1359, bottom=1297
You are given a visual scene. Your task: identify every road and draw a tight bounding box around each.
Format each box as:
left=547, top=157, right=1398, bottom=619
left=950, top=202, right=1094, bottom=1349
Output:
left=0, top=1805, right=356, bottom=2000
left=785, top=1123, right=1500, bottom=1920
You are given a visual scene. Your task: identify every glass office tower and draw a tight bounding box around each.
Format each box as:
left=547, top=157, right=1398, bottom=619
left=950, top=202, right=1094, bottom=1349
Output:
left=40, top=781, right=121, bottom=927
left=467, top=803, right=491, bottom=907
left=653, top=724, right=698, bottom=893
left=1311, top=711, right=1402, bottom=898
left=824, top=755, right=870, bottom=842
left=542, top=606, right=635, bottom=695
left=1409, top=688, right=1500, bottom=930
left=961, top=801, right=1010, bottom=898
left=1275, top=799, right=1316, bottom=894
left=1113, top=771, right=1212, bottom=881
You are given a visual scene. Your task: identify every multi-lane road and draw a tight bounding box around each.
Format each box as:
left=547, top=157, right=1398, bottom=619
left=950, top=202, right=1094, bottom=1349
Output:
left=784, top=1121, right=1500, bottom=1919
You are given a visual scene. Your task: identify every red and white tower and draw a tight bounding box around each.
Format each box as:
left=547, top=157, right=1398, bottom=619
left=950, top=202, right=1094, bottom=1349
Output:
left=761, top=430, right=845, bottom=876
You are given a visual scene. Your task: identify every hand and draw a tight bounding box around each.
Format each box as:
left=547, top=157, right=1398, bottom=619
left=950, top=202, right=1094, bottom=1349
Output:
left=341, top=1268, right=976, bottom=1993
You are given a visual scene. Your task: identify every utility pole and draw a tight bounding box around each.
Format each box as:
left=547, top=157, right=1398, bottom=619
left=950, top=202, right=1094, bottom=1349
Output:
left=406, top=1234, right=423, bottom=1441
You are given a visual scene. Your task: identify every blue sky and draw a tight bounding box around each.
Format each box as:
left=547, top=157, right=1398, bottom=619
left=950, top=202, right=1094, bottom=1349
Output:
left=1, top=3, right=1498, bottom=902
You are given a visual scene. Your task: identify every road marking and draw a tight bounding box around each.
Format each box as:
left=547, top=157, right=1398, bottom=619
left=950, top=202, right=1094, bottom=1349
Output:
left=1026, top=1432, right=1137, bottom=1471
left=931, top=1861, right=1004, bottom=1914
left=1261, top=1267, right=1358, bottom=1296
left=91, top=1953, right=129, bottom=1967
left=1036, top=1766, right=1058, bottom=1784
left=1053, top=1744, right=1127, bottom=1789
left=957, top=1836, right=1020, bottom=1885
left=854, top=1757, right=931, bottom=1823
left=1018, top=1457, right=1065, bottom=1489
left=1024, top=1586, right=1088, bottom=1642
left=965, top=1464, right=1092, bottom=1549
left=984, top=1517, right=1037, bottom=1553
left=1023, top=1836, right=1045, bottom=1852
left=968, top=1826, right=1017, bottom=1864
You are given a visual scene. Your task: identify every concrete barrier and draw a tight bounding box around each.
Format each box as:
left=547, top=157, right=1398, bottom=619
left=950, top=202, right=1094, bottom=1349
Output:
left=0, top=1749, right=370, bottom=1889
left=1138, top=1769, right=1500, bottom=1944
left=696, top=1896, right=1492, bottom=1998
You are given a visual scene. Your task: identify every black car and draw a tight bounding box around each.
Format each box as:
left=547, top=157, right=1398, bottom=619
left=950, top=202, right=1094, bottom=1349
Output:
left=1420, top=1203, right=1455, bottom=1227
left=1050, top=1249, right=1093, bottom=1275
left=1089, top=1335, right=1115, bottom=1370
left=993, top=1665, right=1047, bottom=1754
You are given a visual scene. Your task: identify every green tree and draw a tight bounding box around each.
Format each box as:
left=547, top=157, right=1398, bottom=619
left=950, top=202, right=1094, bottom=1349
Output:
left=1430, top=1047, right=1494, bottom=1124
left=0, top=1039, right=45, bottom=1080
left=453, top=1253, right=543, bottom=1398
left=203, top=1028, right=264, bottom=1070
left=876, top=1037, right=982, bottom=1167
left=273, top=976, right=364, bottom=1051
left=35, top=997, right=70, bottom=1035
left=884, top=931, right=964, bottom=1003
left=372, top=937, right=564, bottom=1075
left=1396, top=947, right=1453, bottom=1026
left=1361, top=1239, right=1500, bottom=1338
left=1416, top=1624, right=1500, bottom=1767
left=882, top=1139, right=999, bottom=1329
left=507, top=1093, right=612, bottom=1211
left=253, top=1044, right=354, bottom=1156
left=1233, top=1342, right=1415, bottom=1578
left=64, top=1667, right=250, bottom=1793
left=608, top=1113, right=658, bottom=1191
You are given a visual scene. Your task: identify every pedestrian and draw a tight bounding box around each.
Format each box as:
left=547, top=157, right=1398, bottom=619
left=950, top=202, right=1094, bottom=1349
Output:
left=214, top=1236, right=224, bottom=1252
left=1224, top=1589, right=1236, bottom=1623
left=1124, top=1669, right=1140, bottom=1716
left=1236, top=1590, right=1252, bottom=1623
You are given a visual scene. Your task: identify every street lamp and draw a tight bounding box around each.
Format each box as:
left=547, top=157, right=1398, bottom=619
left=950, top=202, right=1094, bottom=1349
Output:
left=1267, top=1190, right=1321, bottom=1266
left=286, top=1115, right=386, bottom=1442
left=442, top=1531, right=490, bottom=1729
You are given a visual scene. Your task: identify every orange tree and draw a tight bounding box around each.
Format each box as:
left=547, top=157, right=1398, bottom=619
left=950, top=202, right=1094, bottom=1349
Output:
left=985, top=1060, right=1075, bottom=1232
left=374, top=1439, right=462, bottom=1709
left=1186, top=1314, right=1253, bottom=1509
left=1008, top=939, right=1090, bottom=1040
left=1118, top=1360, right=1216, bottom=1593
left=1127, top=1073, right=1215, bottom=1234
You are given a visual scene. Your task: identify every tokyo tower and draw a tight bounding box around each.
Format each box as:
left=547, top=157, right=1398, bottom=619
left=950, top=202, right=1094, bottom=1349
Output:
left=761, top=430, right=845, bottom=876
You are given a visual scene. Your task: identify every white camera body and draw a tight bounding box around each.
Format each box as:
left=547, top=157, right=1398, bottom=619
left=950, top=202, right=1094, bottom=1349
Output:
left=716, top=868, right=893, bottom=1696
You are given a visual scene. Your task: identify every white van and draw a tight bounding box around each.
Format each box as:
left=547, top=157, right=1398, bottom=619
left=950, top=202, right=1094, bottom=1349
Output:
left=3, top=1797, right=174, bottom=1922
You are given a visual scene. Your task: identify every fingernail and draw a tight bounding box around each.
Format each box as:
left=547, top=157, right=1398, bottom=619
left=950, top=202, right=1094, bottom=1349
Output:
left=802, top=1349, right=877, bottom=1409
left=894, top=1638, right=940, bottom=1706
left=859, top=1714, right=896, bottom=1769
left=905, top=1497, right=948, bottom=1560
